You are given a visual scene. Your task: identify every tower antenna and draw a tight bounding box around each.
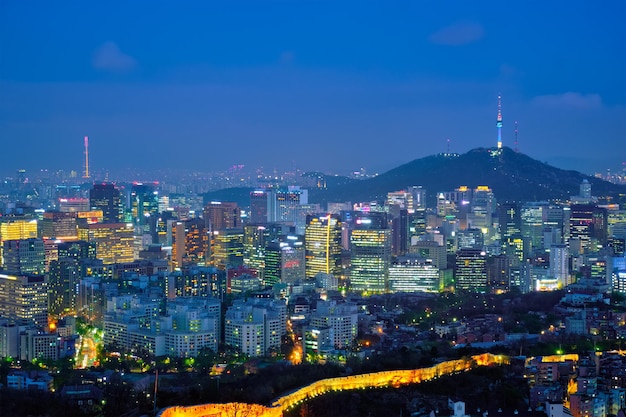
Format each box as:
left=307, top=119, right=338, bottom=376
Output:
left=447, top=138, right=451, bottom=154
left=83, top=136, right=90, bottom=179
left=496, top=95, right=503, bottom=149
left=514, top=121, right=519, bottom=152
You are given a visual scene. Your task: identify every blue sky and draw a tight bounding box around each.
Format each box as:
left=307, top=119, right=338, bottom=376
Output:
left=1, top=1, right=625, bottom=177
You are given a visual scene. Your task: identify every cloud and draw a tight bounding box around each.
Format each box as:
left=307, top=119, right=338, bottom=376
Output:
left=429, top=22, right=485, bottom=46
left=532, top=92, right=602, bottom=109
left=92, top=42, right=136, bottom=72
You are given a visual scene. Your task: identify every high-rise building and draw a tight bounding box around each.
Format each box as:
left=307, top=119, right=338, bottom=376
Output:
left=388, top=256, right=440, bottom=293
left=171, top=218, right=209, bottom=268
left=521, top=202, right=548, bottom=257
left=570, top=204, right=608, bottom=254
left=224, top=298, right=286, bottom=357
left=249, top=191, right=270, bottom=224
left=550, top=244, right=570, bottom=288
left=0, top=273, right=48, bottom=329
left=169, top=266, right=226, bottom=299
left=203, top=202, right=241, bottom=231
left=2, top=238, right=46, bottom=275
left=264, top=235, right=305, bottom=286
left=309, top=300, right=358, bottom=349
left=38, top=211, right=78, bottom=240
left=130, top=183, right=159, bottom=232
left=77, top=223, right=135, bottom=264
left=349, top=212, right=391, bottom=294
left=454, top=248, right=487, bottom=292
left=271, top=187, right=308, bottom=225
left=0, top=219, right=38, bottom=268
left=305, top=214, right=342, bottom=280
left=498, top=203, right=524, bottom=262
left=89, top=183, right=123, bottom=223
left=211, top=229, right=244, bottom=269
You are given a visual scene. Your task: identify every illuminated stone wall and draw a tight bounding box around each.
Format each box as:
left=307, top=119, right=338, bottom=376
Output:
left=158, top=353, right=509, bottom=417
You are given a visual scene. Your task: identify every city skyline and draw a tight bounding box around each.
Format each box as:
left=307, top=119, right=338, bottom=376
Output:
left=1, top=1, right=625, bottom=176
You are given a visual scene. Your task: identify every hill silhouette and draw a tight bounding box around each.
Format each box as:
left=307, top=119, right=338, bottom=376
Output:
left=205, top=147, right=626, bottom=207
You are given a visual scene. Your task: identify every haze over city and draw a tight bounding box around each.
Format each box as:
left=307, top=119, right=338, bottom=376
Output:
left=1, top=1, right=625, bottom=176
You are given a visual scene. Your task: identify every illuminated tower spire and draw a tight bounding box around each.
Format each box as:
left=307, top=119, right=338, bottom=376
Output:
left=496, top=95, right=503, bottom=149
left=83, top=135, right=90, bottom=179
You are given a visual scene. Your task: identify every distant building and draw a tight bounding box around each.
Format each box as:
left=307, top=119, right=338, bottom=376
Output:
left=454, top=248, right=487, bottom=292
left=89, top=183, right=123, bottom=223
left=203, top=201, right=241, bottom=231
left=388, top=256, right=440, bottom=293
left=305, top=214, right=342, bottom=280
left=0, top=273, right=48, bottom=329
left=2, top=238, right=45, bottom=275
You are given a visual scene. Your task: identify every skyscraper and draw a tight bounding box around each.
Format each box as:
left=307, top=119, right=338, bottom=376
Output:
left=264, top=235, right=305, bottom=286
left=90, top=183, right=123, bottom=223
left=2, top=238, right=45, bottom=275
left=305, top=214, right=342, bottom=280
left=0, top=219, right=38, bottom=268
left=349, top=212, right=391, bottom=294
left=172, top=218, right=210, bottom=268
left=454, top=248, right=487, bottom=292
left=203, top=201, right=241, bottom=231
left=77, top=223, right=135, bottom=264
left=0, top=273, right=48, bottom=329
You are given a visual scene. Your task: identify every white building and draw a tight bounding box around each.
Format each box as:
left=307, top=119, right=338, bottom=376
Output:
left=224, top=298, right=287, bottom=357
left=309, top=300, right=358, bottom=349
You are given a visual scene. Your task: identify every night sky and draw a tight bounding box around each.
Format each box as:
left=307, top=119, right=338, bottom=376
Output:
left=1, top=1, right=625, bottom=176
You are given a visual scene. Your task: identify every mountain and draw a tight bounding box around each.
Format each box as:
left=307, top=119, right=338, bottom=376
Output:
left=307, top=147, right=626, bottom=205
left=204, top=147, right=626, bottom=208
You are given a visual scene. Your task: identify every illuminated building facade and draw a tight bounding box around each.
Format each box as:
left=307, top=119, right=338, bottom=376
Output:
left=172, top=218, right=209, bottom=268
left=224, top=298, right=286, bottom=357
left=264, top=235, right=305, bottom=286
left=242, top=224, right=292, bottom=281
left=454, top=248, right=487, bottom=292
left=77, top=223, right=135, bottom=264
left=58, top=198, right=90, bottom=213
left=521, top=202, right=548, bottom=257
left=305, top=214, right=342, bottom=280
left=211, top=229, right=244, bottom=269
left=89, top=183, right=123, bottom=223
left=0, top=273, right=48, bottom=329
left=272, top=187, right=308, bottom=225
left=349, top=216, right=391, bottom=293
left=130, top=183, right=159, bottom=234
left=309, top=300, right=358, bottom=349
left=388, top=256, right=440, bottom=293
left=169, top=266, right=226, bottom=299
left=550, top=244, right=570, bottom=288
left=203, top=201, right=241, bottom=231
left=249, top=190, right=270, bottom=224
left=569, top=204, right=608, bottom=254
left=2, top=238, right=45, bottom=275
left=0, top=219, right=38, bottom=268
left=499, top=203, right=524, bottom=261
left=38, top=211, right=78, bottom=240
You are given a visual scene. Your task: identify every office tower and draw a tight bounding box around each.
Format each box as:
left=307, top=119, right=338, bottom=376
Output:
left=388, top=256, right=440, bottom=293
left=0, top=273, right=48, bottom=328
left=211, top=229, right=244, bottom=269
left=167, top=266, right=226, bottom=299
left=249, top=190, right=270, bottom=224
left=408, top=208, right=427, bottom=244
left=305, top=214, right=342, bottom=280
left=48, top=241, right=97, bottom=317
left=455, top=228, right=485, bottom=251
left=468, top=186, right=495, bottom=230
left=521, top=202, right=548, bottom=257
left=408, top=186, right=427, bottom=209
left=2, top=238, right=45, bottom=275
left=271, top=187, right=308, bottom=225
left=77, top=223, right=135, bottom=264
left=349, top=212, right=391, bottom=293
left=243, top=225, right=270, bottom=281
left=386, top=190, right=414, bottom=211
left=264, top=235, right=306, bottom=286
left=309, top=300, right=358, bottom=349
left=390, top=209, right=409, bottom=256
left=486, top=254, right=510, bottom=294
left=203, top=201, right=241, bottom=231
left=58, top=198, right=90, bottom=213
left=408, top=240, right=447, bottom=269
left=499, top=202, right=523, bottom=261
left=454, top=248, right=487, bottom=292
left=224, top=298, right=287, bottom=357
left=171, top=218, right=209, bottom=268
left=570, top=204, right=608, bottom=254
left=38, top=211, right=78, bottom=240
left=130, top=182, right=159, bottom=230
left=0, top=219, right=38, bottom=268
left=89, top=183, right=123, bottom=223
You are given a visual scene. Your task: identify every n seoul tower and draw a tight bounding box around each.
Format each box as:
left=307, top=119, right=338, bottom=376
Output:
left=496, top=95, right=503, bottom=149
